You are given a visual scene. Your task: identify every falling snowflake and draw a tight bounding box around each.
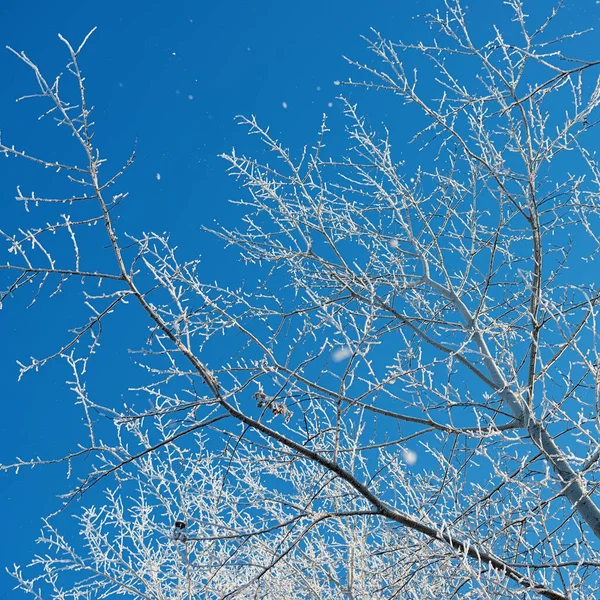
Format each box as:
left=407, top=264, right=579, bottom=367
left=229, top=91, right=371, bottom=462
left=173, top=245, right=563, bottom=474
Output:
left=156, top=173, right=161, bottom=181
left=282, top=101, right=288, bottom=109
left=402, top=448, right=417, bottom=465
left=332, top=346, right=352, bottom=362
left=327, top=102, right=333, bottom=108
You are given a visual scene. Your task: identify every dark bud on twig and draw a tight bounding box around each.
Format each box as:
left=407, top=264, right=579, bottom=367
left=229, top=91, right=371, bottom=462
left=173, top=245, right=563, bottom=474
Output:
left=173, top=520, right=187, bottom=542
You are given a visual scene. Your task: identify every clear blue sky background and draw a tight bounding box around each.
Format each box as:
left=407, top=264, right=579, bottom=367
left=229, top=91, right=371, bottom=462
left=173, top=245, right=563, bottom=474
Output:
left=1, top=1, right=599, bottom=597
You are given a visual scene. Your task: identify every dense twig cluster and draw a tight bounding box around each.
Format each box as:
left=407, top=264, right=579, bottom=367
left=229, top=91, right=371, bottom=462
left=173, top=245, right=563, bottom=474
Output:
left=2, top=1, right=600, bottom=598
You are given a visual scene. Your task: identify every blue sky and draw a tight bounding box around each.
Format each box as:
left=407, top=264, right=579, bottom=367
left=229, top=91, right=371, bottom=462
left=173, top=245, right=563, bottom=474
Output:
left=1, top=0, right=600, bottom=597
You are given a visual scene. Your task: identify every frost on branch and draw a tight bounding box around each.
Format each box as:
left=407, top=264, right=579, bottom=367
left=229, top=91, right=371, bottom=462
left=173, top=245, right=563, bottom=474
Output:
left=3, top=2, right=600, bottom=599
